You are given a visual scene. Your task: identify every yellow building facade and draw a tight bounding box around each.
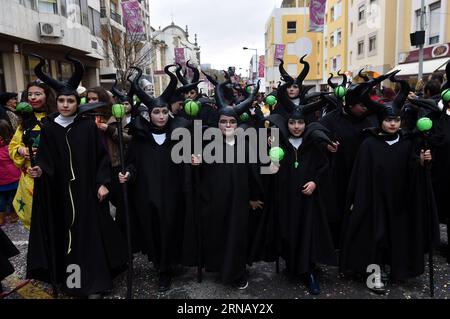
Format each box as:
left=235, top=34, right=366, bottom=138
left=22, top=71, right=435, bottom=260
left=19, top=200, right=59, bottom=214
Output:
left=265, top=0, right=323, bottom=91
left=324, top=0, right=348, bottom=77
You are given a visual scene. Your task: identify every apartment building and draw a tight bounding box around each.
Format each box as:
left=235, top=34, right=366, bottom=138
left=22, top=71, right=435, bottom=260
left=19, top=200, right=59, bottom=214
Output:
left=0, top=0, right=104, bottom=93
left=265, top=0, right=324, bottom=92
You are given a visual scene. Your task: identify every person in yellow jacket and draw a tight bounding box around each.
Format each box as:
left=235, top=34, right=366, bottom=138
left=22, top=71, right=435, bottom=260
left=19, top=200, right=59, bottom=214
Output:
left=8, top=81, right=55, bottom=229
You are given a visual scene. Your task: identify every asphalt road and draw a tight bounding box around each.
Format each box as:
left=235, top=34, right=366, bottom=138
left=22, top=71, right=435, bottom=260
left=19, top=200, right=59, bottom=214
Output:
left=1, top=220, right=449, bottom=300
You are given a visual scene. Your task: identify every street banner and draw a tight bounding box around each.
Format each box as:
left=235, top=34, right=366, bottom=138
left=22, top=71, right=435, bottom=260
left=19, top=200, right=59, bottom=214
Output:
left=274, top=44, right=285, bottom=66
left=121, top=0, right=145, bottom=37
left=174, top=48, right=186, bottom=65
left=259, top=55, right=265, bottom=78
left=309, top=0, right=327, bottom=32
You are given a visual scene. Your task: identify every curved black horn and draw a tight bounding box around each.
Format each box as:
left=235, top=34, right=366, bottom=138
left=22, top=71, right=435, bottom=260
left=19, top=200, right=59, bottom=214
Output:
left=30, top=53, right=65, bottom=92
left=278, top=58, right=294, bottom=83
left=65, top=51, right=84, bottom=90
left=361, top=70, right=401, bottom=111
left=442, top=60, right=450, bottom=90
left=358, top=69, right=370, bottom=82
left=186, top=60, right=200, bottom=83
left=390, top=72, right=410, bottom=111
left=337, top=70, right=348, bottom=87
left=215, top=78, right=232, bottom=109
left=159, top=64, right=179, bottom=103
left=201, top=70, right=218, bottom=86
left=130, top=66, right=154, bottom=108
left=297, top=55, right=310, bottom=85
left=111, top=79, right=127, bottom=100
left=126, top=68, right=140, bottom=107
left=300, top=85, right=315, bottom=101
left=328, top=73, right=338, bottom=89
left=302, top=97, right=329, bottom=115
left=175, top=63, right=189, bottom=85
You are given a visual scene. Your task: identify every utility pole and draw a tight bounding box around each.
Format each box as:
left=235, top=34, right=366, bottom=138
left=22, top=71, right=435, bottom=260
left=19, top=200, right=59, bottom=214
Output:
left=418, top=0, right=425, bottom=80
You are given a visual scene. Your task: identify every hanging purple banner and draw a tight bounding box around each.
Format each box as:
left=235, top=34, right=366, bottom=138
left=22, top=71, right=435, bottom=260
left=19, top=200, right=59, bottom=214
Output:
left=274, top=44, right=285, bottom=66
left=121, top=0, right=145, bottom=36
left=309, top=0, right=327, bottom=32
left=174, top=48, right=186, bottom=65
left=258, top=56, right=265, bottom=78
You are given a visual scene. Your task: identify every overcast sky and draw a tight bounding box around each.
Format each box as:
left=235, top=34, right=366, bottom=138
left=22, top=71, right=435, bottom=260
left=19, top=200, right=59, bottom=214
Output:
left=150, top=0, right=283, bottom=73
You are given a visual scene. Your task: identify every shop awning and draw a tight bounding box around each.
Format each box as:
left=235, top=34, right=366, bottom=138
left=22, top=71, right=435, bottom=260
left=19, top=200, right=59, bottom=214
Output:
left=388, top=57, right=450, bottom=76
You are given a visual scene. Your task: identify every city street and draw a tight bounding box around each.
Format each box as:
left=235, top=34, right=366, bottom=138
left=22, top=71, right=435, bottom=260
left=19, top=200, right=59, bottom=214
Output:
left=2, top=220, right=449, bottom=300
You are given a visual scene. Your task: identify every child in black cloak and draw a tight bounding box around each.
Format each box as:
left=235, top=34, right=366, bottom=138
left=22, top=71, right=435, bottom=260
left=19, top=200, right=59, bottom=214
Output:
left=318, top=71, right=396, bottom=248
left=265, top=105, right=335, bottom=295
left=189, top=79, right=264, bottom=290
left=118, top=65, right=191, bottom=293
left=27, top=52, right=127, bottom=299
left=339, top=83, right=440, bottom=294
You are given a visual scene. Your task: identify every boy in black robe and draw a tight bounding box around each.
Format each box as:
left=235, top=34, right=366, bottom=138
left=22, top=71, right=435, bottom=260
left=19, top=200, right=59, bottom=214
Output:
left=27, top=53, right=127, bottom=298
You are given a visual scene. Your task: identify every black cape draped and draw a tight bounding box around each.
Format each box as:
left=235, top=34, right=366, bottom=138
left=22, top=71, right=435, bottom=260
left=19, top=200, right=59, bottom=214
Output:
left=125, top=116, right=188, bottom=273
left=319, top=110, right=378, bottom=247
left=0, top=228, right=19, bottom=281
left=339, top=130, right=440, bottom=280
left=187, top=134, right=263, bottom=284
left=251, top=123, right=336, bottom=274
left=27, top=115, right=127, bottom=296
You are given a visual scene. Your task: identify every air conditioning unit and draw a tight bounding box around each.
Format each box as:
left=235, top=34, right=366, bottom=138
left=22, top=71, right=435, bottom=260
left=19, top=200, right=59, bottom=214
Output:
left=39, top=22, right=62, bottom=38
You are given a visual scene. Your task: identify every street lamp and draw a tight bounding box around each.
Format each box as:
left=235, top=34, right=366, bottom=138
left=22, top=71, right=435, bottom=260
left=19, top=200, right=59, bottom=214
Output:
left=243, top=47, right=258, bottom=83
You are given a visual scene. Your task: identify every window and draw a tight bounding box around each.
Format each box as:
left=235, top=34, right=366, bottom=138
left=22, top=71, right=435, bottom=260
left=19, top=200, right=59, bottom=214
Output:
left=369, top=35, right=377, bottom=52
left=287, top=21, right=296, bottom=34
left=331, top=7, right=335, bottom=21
left=317, top=62, right=320, bottom=75
left=429, top=1, right=441, bottom=45
left=330, top=56, right=342, bottom=72
left=317, top=41, right=320, bottom=54
left=415, top=9, right=421, bottom=32
left=38, top=0, right=57, bottom=13
left=59, top=61, right=74, bottom=81
left=369, top=0, right=377, bottom=16
left=358, top=40, right=365, bottom=56
left=330, top=35, right=335, bottom=47
left=24, top=55, right=50, bottom=84
left=337, top=29, right=342, bottom=45
left=429, top=35, right=440, bottom=45
left=21, top=0, right=36, bottom=10
left=88, top=7, right=101, bottom=36
left=358, top=4, right=366, bottom=23
left=350, top=22, right=353, bottom=35
left=67, top=0, right=82, bottom=24
left=111, top=1, right=117, bottom=13
left=335, top=1, right=342, bottom=20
